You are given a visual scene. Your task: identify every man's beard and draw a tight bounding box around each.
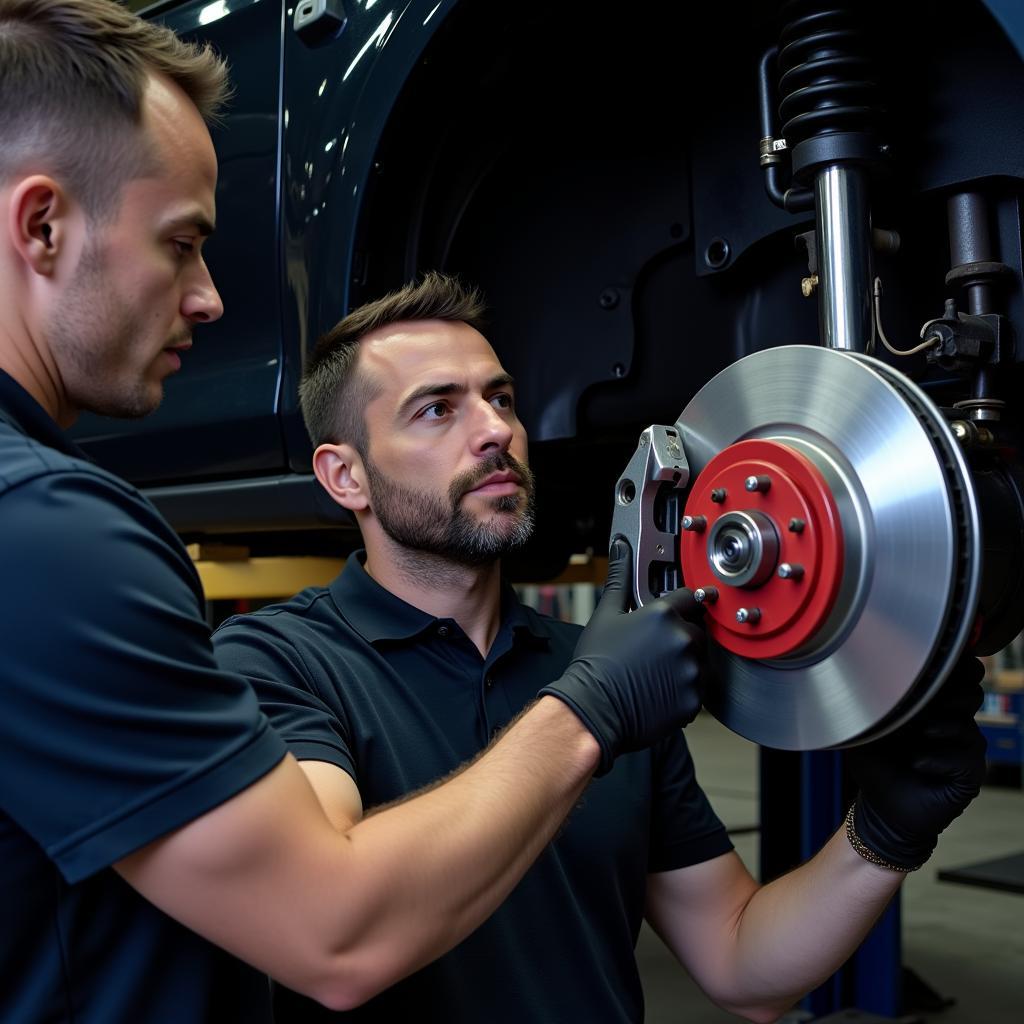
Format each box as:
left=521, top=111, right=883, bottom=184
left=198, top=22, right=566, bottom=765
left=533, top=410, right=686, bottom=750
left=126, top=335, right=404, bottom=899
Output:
left=363, top=450, right=536, bottom=567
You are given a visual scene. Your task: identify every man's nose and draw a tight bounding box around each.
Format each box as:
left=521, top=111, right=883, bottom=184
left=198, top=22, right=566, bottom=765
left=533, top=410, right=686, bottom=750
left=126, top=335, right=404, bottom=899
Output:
left=470, top=399, right=514, bottom=455
left=182, top=260, right=224, bottom=324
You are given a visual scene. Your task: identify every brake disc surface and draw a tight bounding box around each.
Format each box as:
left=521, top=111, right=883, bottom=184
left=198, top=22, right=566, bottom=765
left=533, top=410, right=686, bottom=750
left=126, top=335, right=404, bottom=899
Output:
left=674, top=345, right=981, bottom=749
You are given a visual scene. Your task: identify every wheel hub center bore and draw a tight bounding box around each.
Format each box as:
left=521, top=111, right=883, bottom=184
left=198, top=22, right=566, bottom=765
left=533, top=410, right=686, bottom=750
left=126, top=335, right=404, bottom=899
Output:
left=680, top=438, right=844, bottom=660
left=707, top=510, right=780, bottom=588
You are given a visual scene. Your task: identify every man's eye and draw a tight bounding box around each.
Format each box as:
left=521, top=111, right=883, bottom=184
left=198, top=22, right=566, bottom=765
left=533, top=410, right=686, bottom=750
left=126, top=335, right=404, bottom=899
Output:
left=491, top=393, right=514, bottom=410
left=420, top=402, right=449, bottom=420
left=172, top=239, right=195, bottom=257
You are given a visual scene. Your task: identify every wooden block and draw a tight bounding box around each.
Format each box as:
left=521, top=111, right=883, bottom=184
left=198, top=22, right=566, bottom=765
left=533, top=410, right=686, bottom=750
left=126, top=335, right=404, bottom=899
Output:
left=993, top=669, right=1024, bottom=693
left=195, top=556, right=344, bottom=600
left=186, top=543, right=251, bottom=563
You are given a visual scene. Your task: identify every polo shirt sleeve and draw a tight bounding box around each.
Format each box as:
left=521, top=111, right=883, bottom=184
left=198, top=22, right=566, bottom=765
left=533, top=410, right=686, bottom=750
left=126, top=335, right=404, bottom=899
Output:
left=0, top=469, right=286, bottom=884
left=647, top=729, right=734, bottom=873
left=213, top=616, right=358, bottom=781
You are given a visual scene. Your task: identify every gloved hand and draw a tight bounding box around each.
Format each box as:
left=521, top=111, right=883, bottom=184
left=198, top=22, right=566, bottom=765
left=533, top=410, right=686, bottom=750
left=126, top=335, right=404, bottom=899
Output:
left=847, top=654, right=988, bottom=870
left=539, top=537, right=708, bottom=775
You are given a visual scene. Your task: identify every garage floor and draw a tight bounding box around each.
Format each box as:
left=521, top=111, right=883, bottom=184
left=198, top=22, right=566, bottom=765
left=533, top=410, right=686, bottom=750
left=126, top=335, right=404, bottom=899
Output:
left=638, top=712, right=1024, bottom=1024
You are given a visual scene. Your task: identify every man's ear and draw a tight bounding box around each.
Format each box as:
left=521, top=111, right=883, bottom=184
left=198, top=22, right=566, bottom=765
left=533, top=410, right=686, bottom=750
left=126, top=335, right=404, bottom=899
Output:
left=312, top=442, right=370, bottom=512
left=8, top=176, right=71, bottom=276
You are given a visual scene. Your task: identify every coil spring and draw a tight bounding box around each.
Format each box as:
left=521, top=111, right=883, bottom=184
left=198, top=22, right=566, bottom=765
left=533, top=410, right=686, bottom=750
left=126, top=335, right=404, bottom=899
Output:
left=777, top=1, right=881, bottom=146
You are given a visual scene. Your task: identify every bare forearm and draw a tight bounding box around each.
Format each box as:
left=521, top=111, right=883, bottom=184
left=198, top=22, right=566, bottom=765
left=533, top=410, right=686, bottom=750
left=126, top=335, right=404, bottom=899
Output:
left=119, top=698, right=599, bottom=1010
left=724, top=827, right=904, bottom=1019
left=328, top=696, right=599, bottom=996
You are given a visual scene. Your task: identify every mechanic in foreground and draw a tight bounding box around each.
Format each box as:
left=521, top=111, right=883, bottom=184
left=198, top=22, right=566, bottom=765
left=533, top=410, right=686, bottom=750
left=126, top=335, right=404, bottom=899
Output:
left=0, top=3, right=720, bottom=1021
left=215, top=272, right=989, bottom=1023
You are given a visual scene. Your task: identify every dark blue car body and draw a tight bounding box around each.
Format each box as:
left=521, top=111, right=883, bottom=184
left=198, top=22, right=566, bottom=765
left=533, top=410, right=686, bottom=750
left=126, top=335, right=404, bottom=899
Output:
left=75, top=0, right=1024, bottom=567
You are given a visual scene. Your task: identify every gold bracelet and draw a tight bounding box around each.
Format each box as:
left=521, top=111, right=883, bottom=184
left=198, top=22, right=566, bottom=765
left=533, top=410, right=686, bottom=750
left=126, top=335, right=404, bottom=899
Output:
left=844, top=804, right=922, bottom=873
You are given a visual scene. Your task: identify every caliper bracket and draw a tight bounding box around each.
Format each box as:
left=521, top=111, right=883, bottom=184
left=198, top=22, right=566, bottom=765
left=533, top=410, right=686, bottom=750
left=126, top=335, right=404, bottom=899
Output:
left=609, top=425, right=690, bottom=608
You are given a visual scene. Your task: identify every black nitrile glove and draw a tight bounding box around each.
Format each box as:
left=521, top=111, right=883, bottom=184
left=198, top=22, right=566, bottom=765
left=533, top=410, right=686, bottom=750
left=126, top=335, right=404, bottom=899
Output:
left=847, top=654, right=987, bottom=869
left=539, top=537, right=708, bottom=775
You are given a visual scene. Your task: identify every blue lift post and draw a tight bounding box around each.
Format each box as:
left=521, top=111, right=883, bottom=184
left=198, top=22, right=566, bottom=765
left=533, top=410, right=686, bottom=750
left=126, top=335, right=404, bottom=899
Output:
left=760, top=748, right=902, bottom=1019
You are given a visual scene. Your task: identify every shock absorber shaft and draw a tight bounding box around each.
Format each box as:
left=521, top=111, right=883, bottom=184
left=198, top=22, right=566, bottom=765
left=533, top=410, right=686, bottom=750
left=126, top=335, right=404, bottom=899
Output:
left=815, top=165, right=874, bottom=351
left=947, top=191, right=995, bottom=317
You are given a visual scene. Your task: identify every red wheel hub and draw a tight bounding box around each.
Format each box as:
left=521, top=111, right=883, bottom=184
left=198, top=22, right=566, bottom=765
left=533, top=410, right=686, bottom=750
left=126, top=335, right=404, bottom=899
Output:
left=680, top=439, right=844, bottom=659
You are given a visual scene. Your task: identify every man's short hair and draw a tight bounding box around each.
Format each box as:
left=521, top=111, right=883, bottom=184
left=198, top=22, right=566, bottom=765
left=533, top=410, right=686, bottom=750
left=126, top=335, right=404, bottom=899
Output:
left=0, top=0, right=229, bottom=219
left=300, top=272, right=488, bottom=453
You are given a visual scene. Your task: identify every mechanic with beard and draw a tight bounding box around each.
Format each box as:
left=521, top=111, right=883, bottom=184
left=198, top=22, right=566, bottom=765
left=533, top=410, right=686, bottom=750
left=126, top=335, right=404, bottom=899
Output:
left=212, top=272, right=725, bottom=1022
left=213, top=272, right=986, bottom=1024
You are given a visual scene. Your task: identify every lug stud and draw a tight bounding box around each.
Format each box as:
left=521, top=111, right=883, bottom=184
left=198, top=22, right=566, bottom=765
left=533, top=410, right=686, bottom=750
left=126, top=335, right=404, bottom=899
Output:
left=745, top=475, right=771, bottom=493
left=682, top=514, right=707, bottom=532
left=788, top=518, right=805, bottom=533
left=710, top=488, right=727, bottom=503
left=777, top=563, right=804, bottom=580
left=693, top=587, right=719, bottom=605
left=736, top=607, right=762, bottom=624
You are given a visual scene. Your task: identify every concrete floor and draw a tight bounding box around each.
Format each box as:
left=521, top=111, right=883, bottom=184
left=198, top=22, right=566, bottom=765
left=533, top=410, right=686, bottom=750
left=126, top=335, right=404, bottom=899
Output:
left=638, top=712, right=1024, bottom=1024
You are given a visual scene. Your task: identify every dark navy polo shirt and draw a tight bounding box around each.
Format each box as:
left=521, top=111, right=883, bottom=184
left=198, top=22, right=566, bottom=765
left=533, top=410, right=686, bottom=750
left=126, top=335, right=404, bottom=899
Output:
left=0, top=370, right=286, bottom=1023
left=214, top=552, right=732, bottom=1023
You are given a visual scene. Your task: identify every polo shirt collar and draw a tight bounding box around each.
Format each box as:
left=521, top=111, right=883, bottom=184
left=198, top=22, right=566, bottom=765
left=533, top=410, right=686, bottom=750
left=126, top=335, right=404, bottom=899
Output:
left=501, top=587, right=555, bottom=648
left=330, top=553, right=435, bottom=643
left=0, top=369, right=85, bottom=459
left=329, top=550, right=553, bottom=648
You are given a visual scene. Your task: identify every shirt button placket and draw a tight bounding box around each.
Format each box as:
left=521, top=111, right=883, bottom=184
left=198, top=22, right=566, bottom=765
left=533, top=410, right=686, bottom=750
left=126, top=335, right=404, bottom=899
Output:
left=483, top=671, right=499, bottom=741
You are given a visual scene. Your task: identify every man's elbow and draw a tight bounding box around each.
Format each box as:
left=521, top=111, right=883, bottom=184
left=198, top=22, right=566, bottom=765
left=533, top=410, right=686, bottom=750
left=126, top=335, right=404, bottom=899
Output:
left=718, top=998, right=793, bottom=1024
left=306, top=969, right=383, bottom=1012
left=303, top=946, right=417, bottom=1011
left=310, top=980, right=373, bottom=1013
left=743, top=1009, right=788, bottom=1024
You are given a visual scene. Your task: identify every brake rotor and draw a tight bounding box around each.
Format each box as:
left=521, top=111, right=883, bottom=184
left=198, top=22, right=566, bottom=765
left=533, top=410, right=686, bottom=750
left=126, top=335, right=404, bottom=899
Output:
left=675, top=345, right=981, bottom=750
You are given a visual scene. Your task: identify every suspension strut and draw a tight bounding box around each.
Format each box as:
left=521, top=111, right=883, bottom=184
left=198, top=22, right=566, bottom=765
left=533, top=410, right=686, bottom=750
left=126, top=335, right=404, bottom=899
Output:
left=762, top=1, right=888, bottom=351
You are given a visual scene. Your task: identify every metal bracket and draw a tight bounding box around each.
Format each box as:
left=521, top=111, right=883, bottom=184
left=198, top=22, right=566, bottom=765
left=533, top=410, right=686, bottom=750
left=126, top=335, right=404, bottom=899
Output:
left=609, top=425, right=690, bottom=608
left=923, top=311, right=1006, bottom=370
left=759, top=136, right=788, bottom=168
left=796, top=227, right=900, bottom=279
left=293, top=0, right=346, bottom=45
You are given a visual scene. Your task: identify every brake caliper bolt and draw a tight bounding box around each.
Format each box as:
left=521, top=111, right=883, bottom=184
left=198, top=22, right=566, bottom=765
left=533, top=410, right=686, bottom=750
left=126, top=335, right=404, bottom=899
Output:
left=682, top=514, right=707, bottom=532
left=745, top=474, right=771, bottom=493
left=736, top=607, right=762, bottom=624
left=710, top=488, right=727, bottom=503
left=778, top=562, right=804, bottom=580
left=694, top=587, right=719, bottom=605
left=788, top=518, right=805, bottom=533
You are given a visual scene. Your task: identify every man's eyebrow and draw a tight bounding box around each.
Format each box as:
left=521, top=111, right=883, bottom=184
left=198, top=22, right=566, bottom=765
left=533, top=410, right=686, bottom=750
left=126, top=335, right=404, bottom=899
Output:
left=164, top=214, right=216, bottom=237
left=486, top=373, right=516, bottom=392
